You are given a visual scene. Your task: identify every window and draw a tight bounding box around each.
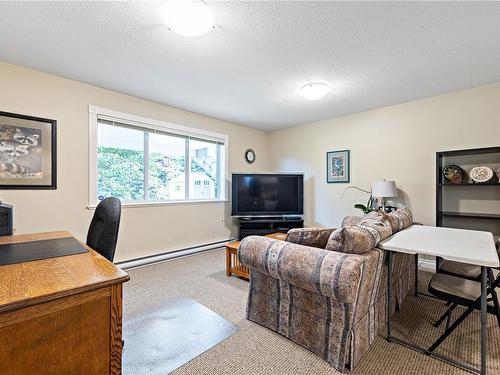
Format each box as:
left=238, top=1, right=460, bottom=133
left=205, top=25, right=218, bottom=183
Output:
left=89, top=106, right=227, bottom=206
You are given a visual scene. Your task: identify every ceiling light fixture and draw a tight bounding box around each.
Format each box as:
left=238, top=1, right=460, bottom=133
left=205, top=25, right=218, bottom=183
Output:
left=298, top=82, right=330, bottom=100
left=161, top=0, right=216, bottom=37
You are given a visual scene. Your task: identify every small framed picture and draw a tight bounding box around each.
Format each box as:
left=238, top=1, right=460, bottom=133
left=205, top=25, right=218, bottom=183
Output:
left=0, top=111, right=57, bottom=189
left=326, top=150, right=350, bottom=183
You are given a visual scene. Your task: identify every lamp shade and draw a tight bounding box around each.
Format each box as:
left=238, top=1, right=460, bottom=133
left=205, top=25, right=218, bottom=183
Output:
left=372, top=180, right=397, bottom=198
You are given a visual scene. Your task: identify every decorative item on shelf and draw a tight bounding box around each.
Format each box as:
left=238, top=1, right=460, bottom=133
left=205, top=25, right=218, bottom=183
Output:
left=372, top=180, right=397, bottom=212
left=442, top=165, right=465, bottom=184
left=496, top=167, right=500, bottom=182
left=326, top=149, right=350, bottom=183
left=470, top=166, right=494, bottom=184
left=244, top=148, right=255, bottom=164
left=0, top=111, right=57, bottom=189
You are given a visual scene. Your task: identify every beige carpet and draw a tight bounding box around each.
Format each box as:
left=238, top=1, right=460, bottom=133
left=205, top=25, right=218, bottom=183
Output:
left=124, top=248, right=500, bottom=374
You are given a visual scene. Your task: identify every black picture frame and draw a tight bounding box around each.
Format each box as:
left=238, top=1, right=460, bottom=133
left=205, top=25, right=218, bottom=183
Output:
left=0, top=111, right=57, bottom=189
left=326, top=149, right=350, bottom=183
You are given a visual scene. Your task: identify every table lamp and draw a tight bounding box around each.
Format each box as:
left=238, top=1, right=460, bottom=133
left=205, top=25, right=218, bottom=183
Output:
left=372, top=180, right=397, bottom=212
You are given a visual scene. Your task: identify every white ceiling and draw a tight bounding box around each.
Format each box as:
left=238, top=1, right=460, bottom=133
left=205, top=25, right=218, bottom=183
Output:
left=1, top=1, right=500, bottom=131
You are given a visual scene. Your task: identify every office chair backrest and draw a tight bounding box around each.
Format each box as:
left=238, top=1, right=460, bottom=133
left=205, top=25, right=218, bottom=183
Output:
left=86, top=197, right=121, bottom=262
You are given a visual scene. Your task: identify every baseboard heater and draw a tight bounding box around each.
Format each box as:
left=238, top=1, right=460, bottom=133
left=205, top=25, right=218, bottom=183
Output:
left=116, top=238, right=235, bottom=270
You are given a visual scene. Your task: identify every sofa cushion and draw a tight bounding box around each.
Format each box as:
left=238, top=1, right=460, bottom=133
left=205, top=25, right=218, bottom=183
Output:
left=363, top=210, right=400, bottom=233
left=359, top=217, right=393, bottom=241
left=365, top=211, right=393, bottom=230
left=343, top=210, right=396, bottom=231
left=327, top=214, right=393, bottom=254
left=342, top=216, right=363, bottom=227
left=286, top=227, right=336, bottom=249
left=387, top=208, right=413, bottom=232
left=326, top=226, right=374, bottom=254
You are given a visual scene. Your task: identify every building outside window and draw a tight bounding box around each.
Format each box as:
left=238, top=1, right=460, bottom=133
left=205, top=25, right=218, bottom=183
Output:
left=89, top=106, right=227, bottom=206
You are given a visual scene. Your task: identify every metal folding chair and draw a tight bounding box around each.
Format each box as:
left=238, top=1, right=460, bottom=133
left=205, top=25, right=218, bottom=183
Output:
left=427, top=269, right=500, bottom=352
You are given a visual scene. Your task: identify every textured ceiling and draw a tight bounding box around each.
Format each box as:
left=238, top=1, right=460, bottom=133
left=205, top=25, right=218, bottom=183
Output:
left=1, top=1, right=500, bottom=131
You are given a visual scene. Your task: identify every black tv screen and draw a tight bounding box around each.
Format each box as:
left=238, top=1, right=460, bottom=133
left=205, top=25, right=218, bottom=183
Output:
left=231, top=173, right=303, bottom=216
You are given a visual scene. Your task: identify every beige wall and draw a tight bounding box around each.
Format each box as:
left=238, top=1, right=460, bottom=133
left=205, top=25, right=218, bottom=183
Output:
left=2, top=60, right=499, bottom=262
left=268, top=83, right=500, bottom=232
left=0, top=62, right=269, bottom=262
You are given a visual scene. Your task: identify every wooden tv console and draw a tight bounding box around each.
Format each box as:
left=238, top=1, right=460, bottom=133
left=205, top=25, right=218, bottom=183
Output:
left=236, top=216, right=303, bottom=240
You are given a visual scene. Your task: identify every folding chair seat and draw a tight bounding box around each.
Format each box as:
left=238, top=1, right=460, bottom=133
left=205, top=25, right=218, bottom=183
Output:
left=438, top=237, right=499, bottom=280
left=427, top=270, right=500, bottom=352
left=438, top=260, right=481, bottom=280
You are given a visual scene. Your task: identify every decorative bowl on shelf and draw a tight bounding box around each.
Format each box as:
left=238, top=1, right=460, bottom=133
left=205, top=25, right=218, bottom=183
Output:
left=470, top=166, right=494, bottom=183
left=443, top=165, right=465, bottom=184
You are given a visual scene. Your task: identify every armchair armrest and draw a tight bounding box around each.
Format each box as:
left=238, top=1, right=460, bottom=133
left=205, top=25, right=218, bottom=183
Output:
left=285, top=227, right=335, bottom=248
left=239, top=236, right=378, bottom=304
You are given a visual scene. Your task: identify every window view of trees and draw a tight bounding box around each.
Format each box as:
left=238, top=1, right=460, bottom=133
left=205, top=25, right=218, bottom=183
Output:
left=96, top=121, right=222, bottom=202
left=97, top=146, right=144, bottom=201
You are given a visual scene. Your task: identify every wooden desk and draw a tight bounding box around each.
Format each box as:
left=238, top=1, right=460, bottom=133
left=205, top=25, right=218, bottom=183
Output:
left=0, top=231, right=130, bottom=375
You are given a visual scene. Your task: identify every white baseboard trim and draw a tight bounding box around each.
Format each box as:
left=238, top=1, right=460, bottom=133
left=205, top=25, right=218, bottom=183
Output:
left=116, top=238, right=235, bottom=270
left=418, top=258, right=436, bottom=273
left=118, top=242, right=438, bottom=272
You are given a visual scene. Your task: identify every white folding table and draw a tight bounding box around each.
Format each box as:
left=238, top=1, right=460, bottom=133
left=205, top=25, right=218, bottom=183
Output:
left=378, top=225, right=499, bottom=375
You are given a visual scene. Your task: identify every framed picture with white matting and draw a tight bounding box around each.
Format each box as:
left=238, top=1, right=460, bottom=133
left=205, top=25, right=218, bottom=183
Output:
left=326, top=149, right=350, bottom=183
left=0, top=111, right=57, bottom=189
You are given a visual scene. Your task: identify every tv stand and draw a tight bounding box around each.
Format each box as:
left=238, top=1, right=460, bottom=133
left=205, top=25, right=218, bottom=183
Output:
left=236, top=216, right=304, bottom=240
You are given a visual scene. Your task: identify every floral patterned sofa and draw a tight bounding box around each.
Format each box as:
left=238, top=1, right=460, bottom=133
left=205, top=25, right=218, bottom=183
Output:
left=238, top=208, right=415, bottom=372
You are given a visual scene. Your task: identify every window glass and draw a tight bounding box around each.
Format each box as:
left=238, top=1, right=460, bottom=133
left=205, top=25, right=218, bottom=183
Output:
left=94, top=115, right=226, bottom=205
left=148, top=133, right=186, bottom=200
left=189, top=139, right=218, bottom=199
left=97, top=122, right=144, bottom=201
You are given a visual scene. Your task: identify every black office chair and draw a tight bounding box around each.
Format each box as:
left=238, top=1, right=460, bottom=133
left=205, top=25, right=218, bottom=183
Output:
left=86, top=197, right=121, bottom=262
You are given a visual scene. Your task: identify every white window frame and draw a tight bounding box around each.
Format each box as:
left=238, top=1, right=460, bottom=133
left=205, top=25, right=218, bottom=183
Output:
left=88, top=105, right=229, bottom=208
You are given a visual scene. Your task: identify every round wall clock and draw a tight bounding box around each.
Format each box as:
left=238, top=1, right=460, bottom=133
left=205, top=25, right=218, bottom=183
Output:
left=245, top=149, right=256, bottom=164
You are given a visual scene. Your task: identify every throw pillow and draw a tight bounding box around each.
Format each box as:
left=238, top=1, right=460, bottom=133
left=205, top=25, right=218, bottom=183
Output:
left=285, top=227, right=336, bottom=249
left=327, top=213, right=393, bottom=254
left=387, top=208, right=413, bottom=232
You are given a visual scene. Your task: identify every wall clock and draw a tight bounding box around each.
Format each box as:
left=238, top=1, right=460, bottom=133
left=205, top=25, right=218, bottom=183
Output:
left=245, top=149, right=256, bottom=164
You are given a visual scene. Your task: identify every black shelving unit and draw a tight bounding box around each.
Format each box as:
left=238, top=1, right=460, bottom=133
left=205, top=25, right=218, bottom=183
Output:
left=237, top=217, right=304, bottom=240
left=436, top=146, right=500, bottom=229
left=438, top=212, right=500, bottom=220
left=436, top=146, right=500, bottom=272
left=438, top=183, right=500, bottom=187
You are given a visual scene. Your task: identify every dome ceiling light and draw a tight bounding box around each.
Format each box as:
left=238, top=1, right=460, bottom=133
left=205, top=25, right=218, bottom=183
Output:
left=161, top=0, right=216, bottom=37
left=298, top=82, right=330, bottom=100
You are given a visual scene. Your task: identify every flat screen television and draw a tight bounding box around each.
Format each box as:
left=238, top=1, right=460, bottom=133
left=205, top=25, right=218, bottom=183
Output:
left=231, top=173, right=303, bottom=216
